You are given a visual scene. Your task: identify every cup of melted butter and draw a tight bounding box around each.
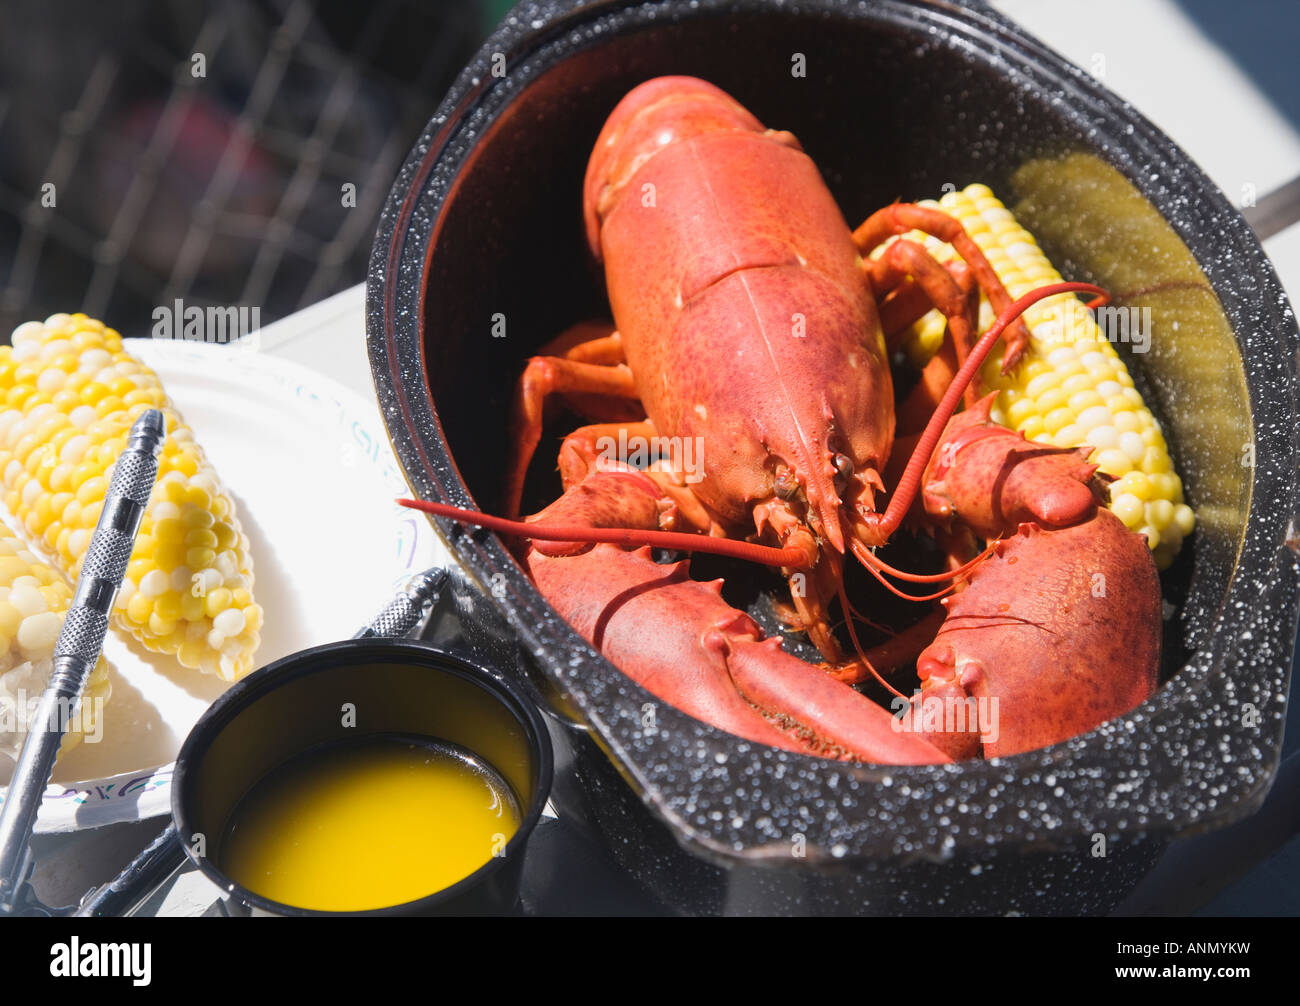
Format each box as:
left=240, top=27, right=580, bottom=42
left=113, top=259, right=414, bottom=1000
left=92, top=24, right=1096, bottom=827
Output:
left=219, top=735, right=524, bottom=912
left=174, top=641, right=553, bottom=915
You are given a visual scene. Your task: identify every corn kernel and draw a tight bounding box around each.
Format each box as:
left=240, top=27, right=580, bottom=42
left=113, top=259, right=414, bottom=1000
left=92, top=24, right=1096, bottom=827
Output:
left=203, top=588, right=232, bottom=619
left=126, top=593, right=153, bottom=625
left=180, top=592, right=206, bottom=622
left=154, top=517, right=186, bottom=544
left=148, top=612, right=178, bottom=637
left=1095, top=449, right=1133, bottom=477
left=0, top=605, right=21, bottom=639
left=178, top=640, right=206, bottom=668
left=1043, top=408, right=1075, bottom=435
left=185, top=528, right=218, bottom=549
left=154, top=591, right=182, bottom=621
left=1112, top=493, right=1144, bottom=528
left=1036, top=388, right=1069, bottom=414
left=183, top=508, right=215, bottom=530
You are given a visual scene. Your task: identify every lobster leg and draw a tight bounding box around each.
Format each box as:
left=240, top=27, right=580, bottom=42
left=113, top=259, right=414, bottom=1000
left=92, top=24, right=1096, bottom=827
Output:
left=536, top=321, right=626, bottom=364
left=876, top=258, right=980, bottom=434
left=878, top=259, right=975, bottom=349
left=524, top=322, right=641, bottom=421
left=556, top=419, right=658, bottom=487
left=853, top=202, right=1032, bottom=371
left=897, top=340, right=961, bottom=435
left=555, top=420, right=728, bottom=539
left=826, top=608, right=947, bottom=685
left=786, top=550, right=854, bottom=664
left=751, top=496, right=841, bottom=651
left=869, top=240, right=982, bottom=413
left=753, top=496, right=911, bottom=695
left=505, top=338, right=640, bottom=518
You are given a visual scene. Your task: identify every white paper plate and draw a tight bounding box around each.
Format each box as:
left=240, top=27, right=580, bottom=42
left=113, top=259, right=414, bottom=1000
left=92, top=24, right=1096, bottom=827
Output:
left=0, top=339, right=446, bottom=832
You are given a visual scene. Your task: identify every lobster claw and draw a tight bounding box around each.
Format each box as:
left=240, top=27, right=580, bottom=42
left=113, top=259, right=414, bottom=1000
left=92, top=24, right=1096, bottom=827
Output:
left=527, top=541, right=948, bottom=764
left=881, top=393, right=1163, bottom=758
left=910, top=518, right=1161, bottom=758
left=921, top=393, right=1106, bottom=539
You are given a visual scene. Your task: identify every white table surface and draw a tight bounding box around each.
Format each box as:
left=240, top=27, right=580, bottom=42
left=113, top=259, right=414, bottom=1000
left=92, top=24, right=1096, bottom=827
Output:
left=30, top=0, right=1300, bottom=915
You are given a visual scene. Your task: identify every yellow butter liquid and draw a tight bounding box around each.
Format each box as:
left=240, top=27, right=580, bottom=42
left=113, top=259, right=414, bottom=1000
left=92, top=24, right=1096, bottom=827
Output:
left=219, top=736, right=522, bottom=912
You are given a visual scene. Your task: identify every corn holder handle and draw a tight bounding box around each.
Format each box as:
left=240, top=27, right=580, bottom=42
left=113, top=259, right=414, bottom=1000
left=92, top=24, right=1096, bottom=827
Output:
left=353, top=567, right=448, bottom=640
left=0, top=410, right=166, bottom=914
left=73, top=564, right=449, bottom=917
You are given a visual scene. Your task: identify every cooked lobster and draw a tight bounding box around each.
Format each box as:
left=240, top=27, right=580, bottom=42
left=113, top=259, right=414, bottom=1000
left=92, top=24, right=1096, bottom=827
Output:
left=403, top=76, right=1161, bottom=763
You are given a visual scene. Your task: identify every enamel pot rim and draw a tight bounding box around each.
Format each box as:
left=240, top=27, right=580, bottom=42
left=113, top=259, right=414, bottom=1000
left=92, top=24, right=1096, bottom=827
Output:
left=366, top=0, right=1300, bottom=866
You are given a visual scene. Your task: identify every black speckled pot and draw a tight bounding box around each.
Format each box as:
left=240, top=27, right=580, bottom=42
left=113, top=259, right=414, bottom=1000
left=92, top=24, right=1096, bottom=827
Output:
left=367, top=0, right=1300, bottom=914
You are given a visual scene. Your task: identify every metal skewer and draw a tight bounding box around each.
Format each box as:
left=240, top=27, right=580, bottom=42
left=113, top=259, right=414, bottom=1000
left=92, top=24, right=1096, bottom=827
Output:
left=0, top=409, right=165, bottom=914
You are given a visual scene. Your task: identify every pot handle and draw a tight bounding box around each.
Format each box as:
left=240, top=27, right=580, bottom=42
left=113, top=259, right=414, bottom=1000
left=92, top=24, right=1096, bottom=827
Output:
left=356, top=563, right=591, bottom=729
left=442, top=568, right=591, bottom=733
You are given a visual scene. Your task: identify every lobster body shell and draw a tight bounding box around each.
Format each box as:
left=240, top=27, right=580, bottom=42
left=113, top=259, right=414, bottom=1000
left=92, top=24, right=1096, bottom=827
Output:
left=585, top=77, right=893, bottom=539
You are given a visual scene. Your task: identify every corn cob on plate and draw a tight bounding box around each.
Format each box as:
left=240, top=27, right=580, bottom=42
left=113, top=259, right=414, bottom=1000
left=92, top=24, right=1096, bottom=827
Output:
left=0, top=519, right=111, bottom=762
left=0, top=324, right=445, bottom=832
left=1, top=315, right=263, bottom=680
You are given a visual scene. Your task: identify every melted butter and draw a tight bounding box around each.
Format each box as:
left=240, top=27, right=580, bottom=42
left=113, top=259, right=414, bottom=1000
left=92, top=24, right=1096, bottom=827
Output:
left=219, top=736, right=521, bottom=912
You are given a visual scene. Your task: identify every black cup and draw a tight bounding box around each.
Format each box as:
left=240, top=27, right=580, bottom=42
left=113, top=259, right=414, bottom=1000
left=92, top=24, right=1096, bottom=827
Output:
left=171, top=640, right=553, bottom=916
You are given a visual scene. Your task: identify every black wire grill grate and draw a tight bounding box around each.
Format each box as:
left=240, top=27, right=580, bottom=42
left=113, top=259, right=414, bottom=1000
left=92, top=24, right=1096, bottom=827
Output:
left=0, top=0, right=484, bottom=340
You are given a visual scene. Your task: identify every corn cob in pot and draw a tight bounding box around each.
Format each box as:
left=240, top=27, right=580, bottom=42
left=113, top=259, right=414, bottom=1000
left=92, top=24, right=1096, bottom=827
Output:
left=884, top=184, right=1195, bottom=569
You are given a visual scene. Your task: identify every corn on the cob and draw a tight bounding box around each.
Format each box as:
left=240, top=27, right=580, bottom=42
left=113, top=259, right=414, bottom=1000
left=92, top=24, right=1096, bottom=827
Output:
left=0, top=314, right=262, bottom=680
left=881, top=184, right=1195, bottom=569
left=0, top=519, right=109, bottom=760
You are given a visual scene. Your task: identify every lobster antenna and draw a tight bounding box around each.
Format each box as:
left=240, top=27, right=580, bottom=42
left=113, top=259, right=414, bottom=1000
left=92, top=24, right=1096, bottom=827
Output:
left=836, top=577, right=906, bottom=699
left=397, top=500, right=815, bottom=568
left=850, top=536, right=1000, bottom=598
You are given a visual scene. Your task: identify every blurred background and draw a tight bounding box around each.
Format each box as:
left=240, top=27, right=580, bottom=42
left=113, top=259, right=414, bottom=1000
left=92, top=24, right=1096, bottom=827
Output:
left=0, top=0, right=513, bottom=340
left=2, top=0, right=1297, bottom=343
